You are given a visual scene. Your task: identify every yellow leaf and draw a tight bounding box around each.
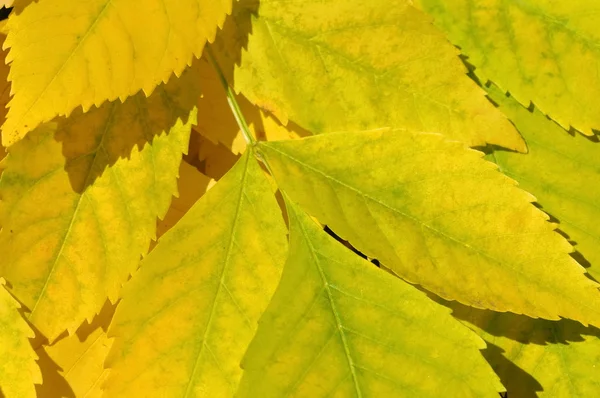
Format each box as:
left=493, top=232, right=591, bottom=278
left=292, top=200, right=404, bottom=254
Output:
left=2, top=0, right=231, bottom=145
left=449, top=301, right=600, bottom=397
left=196, top=57, right=308, bottom=154
left=0, top=66, right=200, bottom=341
left=238, top=201, right=504, bottom=397
left=105, top=149, right=287, bottom=397
left=414, top=0, right=600, bottom=136
left=483, top=84, right=600, bottom=282
left=37, top=301, right=116, bottom=398
left=0, top=278, right=42, bottom=398
left=258, top=129, right=600, bottom=325
left=212, top=0, right=526, bottom=151
left=155, top=161, right=214, bottom=240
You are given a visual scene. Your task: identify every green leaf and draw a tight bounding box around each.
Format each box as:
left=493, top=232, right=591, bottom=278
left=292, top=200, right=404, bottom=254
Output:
left=212, top=0, right=526, bottom=151
left=2, top=0, right=232, bottom=144
left=257, top=130, right=600, bottom=325
left=0, top=278, right=42, bottom=398
left=449, top=301, right=600, bottom=397
left=105, top=149, right=287, bottom=397
left=0, top=66, right=199, bottom=340
left=484, top=83, right=600, bottom=281
left=237, top=200, right=504, bottom=397
left=414, top=0, right=600, bottom=136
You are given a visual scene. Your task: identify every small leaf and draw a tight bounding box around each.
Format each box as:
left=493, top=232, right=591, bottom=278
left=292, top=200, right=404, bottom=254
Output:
left=0, top=278, right=42, bottom=398
left=258, top=129, right=600, bottom=325
left=2, top=0, right=231, bottom=144
left=414, top=0, right=600, bottom=135
left=0, top=66, right=199, bottom=340
left=237, top=201, right=504, bottom=397
left=105, top=149, right=287, bottom=397
left=213, top=0, right=525, bottom=150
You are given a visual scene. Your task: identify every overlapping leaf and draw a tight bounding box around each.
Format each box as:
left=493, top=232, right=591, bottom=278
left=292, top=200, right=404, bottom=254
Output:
left=0, top=65, right=199, bottom=340
left=238, top=201, right=504, bottom=397
left=414, top=0, right=600, bottom=136
left=36, top=302, right=116, bottom=398
left=196, top=57, right=307, bottom=154
left=212, top=0, right=525, bottom=150
left=258, top=130, right=600, bottom=325
left=0, top=278, right=41, bottom=398
left=484, top=84, right=600, bottom=281
left=2, top=0, right=231, bottom=144
left=155, top=161, right=213, bottom=240
left=449, top=302, right=600, bottom=397
left=104, top=150, right=287, bottom=397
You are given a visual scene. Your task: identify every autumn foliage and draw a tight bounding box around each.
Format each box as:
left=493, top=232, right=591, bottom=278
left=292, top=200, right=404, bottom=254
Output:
left=0, top=0, right=599, bottom=397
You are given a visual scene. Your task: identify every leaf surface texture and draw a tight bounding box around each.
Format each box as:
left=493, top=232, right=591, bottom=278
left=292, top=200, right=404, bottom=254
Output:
left=237, top=201, right=504, bottom=397
left=2, top=0, right=231, bottom=144
left=105, top=150, right=287, bottom=397
left=0, top=67, right=198, bottom=340
left=213, top=0, right=525, bottom=150
left=450, top=302, right=600, bottom=397
left=415, top=0, right=600, bottom=135
left=259, top=130, right=600, bottom=325
left=484, top=84, right=600, bottom=281
left=0, top=279, right=41, bottom=398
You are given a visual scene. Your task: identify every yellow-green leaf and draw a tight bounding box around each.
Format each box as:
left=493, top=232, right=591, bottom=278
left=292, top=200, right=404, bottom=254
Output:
left=0, top=67, right=199, bottom=340
left=414, top=0, right=600, bottom=136
left=104, top=149, right=287, bottom=397
left=483, top=84, right=600, bottom=281
left=2, top=0, right=231, bottom=145
left=0, top=278, right=42, bottom=398
left=449, top=301, right=600, bottom=397
left=212, top=0, right=525, bottom=151
left=258, top=130, right=600, bottom=325
left=237, top=200, right=504, bottom=397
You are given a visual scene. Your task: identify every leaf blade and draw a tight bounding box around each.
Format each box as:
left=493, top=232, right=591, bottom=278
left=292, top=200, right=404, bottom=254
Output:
left=0, top=66, right=199, bottom=340
left=2, top=0, right=231, bottom=144
left=258, top=130, right=600, bottom=325
left=414, top=0, right=600, bottom=135
left=213, top=0, right=525, bottom=150
left=484, top=84, right=600, bottom=281
left=237, top=201, right=504, bottom=397
left=104, top=149, right=287, bottom=397
left=0, top=279, right=42, bottom=398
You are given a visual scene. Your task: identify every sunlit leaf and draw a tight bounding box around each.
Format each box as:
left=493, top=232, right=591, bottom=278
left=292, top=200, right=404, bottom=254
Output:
left=212, top=0, right=525, bottom=150
left=258, top=130, right=600, bottom=325
left=2, top=0, right=231, bottom=144
left=238, top=200, right=504, bottom=397
left=414, top=0, right=600, bottom=135
left=0, top=278, right=41, bottom=398
left=105, top=149, right=287, bottom=397
left=449, top=301, right=600, bottom=397
left=483, top=83, right=600, bottom=281
left=0, top=66, right=199, bottom=340
left=36, top=301, right=116, bottom=398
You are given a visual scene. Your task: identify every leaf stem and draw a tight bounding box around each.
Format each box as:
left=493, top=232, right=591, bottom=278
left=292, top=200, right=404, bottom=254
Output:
left=206, top=45, right=256, bottom=146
